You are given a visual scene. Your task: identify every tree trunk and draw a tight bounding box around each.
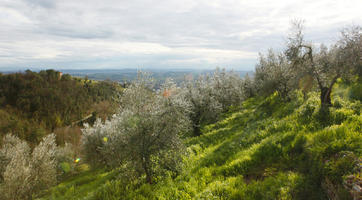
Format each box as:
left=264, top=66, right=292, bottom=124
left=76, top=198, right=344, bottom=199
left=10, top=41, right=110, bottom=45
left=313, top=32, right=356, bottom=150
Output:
left=320, top=87, right=332, bottom=107
left=143, top=157, right=153, bottom=184
left=145, top=169, right=152, bottom=184
left=193, top=123, right=201, bottom=136
left=192, top=111, right=202, bottom=136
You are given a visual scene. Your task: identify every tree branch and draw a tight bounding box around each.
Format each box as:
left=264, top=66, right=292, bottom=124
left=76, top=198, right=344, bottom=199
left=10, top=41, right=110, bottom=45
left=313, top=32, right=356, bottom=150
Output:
left=298, top=44, right=324, bottom=89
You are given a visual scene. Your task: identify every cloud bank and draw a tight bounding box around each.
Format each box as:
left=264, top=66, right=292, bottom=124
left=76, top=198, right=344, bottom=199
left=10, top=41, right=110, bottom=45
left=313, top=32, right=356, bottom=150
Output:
left=0, top=0, right=361, bottom=70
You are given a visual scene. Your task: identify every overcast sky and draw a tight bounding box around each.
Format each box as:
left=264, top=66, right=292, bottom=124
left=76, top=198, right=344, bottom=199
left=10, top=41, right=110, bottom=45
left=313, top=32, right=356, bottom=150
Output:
left=0, top=0, right=361, bottom=71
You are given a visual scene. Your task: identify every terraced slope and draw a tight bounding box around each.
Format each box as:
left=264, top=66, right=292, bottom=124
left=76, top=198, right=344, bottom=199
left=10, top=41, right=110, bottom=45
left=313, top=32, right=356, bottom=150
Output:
left=38, top=89, right=362, bottom=200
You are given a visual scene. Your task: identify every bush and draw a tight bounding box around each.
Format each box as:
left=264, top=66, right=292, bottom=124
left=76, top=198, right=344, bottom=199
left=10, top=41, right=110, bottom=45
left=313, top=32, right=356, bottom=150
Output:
left=0, top=134, right=58, bottom=200
left=55, top=143, right=78, bottom=178
left=81, top=119, right=109, bottom=167
left=30, top=134, right=57, bottom=192
left=349, top=82, right=362, bottom=100
left=0, top=135, right=32, bottom=200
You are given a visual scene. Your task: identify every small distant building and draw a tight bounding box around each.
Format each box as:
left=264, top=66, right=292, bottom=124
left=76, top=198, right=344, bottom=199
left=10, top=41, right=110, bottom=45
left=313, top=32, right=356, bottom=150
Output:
left=58, top=72, right=63, bottom=80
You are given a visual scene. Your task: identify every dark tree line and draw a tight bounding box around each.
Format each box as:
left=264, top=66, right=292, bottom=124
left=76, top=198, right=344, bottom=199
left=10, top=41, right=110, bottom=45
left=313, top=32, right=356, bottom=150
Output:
left=0, top=69, right=121, bottom=144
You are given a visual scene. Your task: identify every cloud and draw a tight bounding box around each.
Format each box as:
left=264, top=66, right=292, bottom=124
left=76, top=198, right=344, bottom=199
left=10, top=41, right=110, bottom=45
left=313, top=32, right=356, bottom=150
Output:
left=0, top=0, right=361, bottom=70
left=22, top=0, right=56, bottom=8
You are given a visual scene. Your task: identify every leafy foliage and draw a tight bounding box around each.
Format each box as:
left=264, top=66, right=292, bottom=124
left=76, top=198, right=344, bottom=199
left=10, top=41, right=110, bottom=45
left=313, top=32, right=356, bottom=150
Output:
left=0, top=69, right=121, bottom=145
left=285, top=22, right=361, bottom=106
left=183, top=68, right=248, bottom=136
left=82, top=74, right=191, bottom=183
left=39, top=82, right=362, bottom=200
left=254, top=49, right=298, bottom=99
left=0, top=134, right=60, bottom=200
left=3, top=23, right=362, bottom=200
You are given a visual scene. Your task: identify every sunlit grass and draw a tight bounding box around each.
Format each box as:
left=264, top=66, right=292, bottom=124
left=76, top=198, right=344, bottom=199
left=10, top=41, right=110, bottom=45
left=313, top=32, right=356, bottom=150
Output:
left=38, top=85, right=362, bottom=200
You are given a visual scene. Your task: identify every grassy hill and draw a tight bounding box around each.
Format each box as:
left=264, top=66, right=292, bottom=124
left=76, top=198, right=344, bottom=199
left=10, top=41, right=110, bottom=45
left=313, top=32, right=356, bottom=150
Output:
left=37, top=83, right=361, bottom=200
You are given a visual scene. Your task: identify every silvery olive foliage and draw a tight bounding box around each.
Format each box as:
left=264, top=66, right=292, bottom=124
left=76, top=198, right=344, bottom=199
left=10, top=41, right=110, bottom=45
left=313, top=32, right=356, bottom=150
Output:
left=81, top=119, right=110, bottom=167
left=82, top=73, right=191, bottom=183
left=182, top=74, right=222, bottom=136
left=0, top=134, right=58, bottom=200
left=240, top=73, right=255, bottom=99
left=55, top=142, right=77, bottom=177
left=337, top=26, right=362, bottom=77
left=210, top=68, right=244, bottom=110
left=182, top=69, right=249, bottom=136
left=285, top=21, right=362, bottom=106
left=30, top=133, right=57, bottom=192
left=254, top=49, right=298, bottom=100
left=0, top=134, right=31, bottom=200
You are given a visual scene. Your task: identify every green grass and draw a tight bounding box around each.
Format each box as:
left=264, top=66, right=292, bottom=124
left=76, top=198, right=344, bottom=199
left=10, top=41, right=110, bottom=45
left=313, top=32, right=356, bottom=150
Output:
left=36, top=169, right=119, bottom=200
left=38, top=85, right=362, bottom=200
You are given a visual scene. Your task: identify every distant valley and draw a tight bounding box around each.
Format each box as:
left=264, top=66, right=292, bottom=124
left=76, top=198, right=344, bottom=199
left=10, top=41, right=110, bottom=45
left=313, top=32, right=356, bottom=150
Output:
left=1, top=68, right=253, bottom=83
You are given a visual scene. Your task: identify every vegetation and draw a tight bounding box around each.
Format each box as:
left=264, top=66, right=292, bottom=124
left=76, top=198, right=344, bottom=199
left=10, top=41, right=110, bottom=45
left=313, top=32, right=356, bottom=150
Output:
left=0, top=69, right=121, bottom=145
left=35, top=83, right=361, bottom=200
left=183, top=68, right=249, bottom=136
left=254, top=49, right=297, bottom=100
left=0, top=134, right=57, bottom=200
left=82, top=75, right=191, bottom=183
left=0, top=23, right=361, bottom=199
left=285, top=22, right=361, bottom=106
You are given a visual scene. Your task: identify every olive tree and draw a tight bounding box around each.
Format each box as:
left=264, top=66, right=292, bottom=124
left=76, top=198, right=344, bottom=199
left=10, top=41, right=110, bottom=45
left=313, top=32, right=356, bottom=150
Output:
left=120, top=76, right=190, bottom=183
left=285, top=21, right=361, bottom=106
left=0, top=135, right=32, bottom=200
left=240, top=73, right=255, bottom=99
left=30, top=134, right=57, bottom=193
left=0, top=134, right=57, bottom=200
left=210, top=68, right=244, bottom=110
left=182, top=68, right=248, bottom=136
left=254, top=49, right=298, bottom=100
left=81, top=119, right=110, bottom=167
left=82, top=74, right=191, bottom=184
left=338, top=26, right=362, bottom=78
left=182, top=74, right=222, bottom=136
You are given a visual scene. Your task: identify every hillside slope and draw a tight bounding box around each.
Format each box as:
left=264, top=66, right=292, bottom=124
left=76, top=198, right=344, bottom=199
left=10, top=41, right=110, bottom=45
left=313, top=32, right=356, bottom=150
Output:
left=38, top=86, right=362, bottom=200
left=0, top=70, right=121, bottom=145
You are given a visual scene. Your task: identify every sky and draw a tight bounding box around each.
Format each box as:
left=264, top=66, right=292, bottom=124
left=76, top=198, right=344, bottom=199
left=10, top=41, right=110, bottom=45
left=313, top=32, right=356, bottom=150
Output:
left=0, top=0, right=361, bottom=71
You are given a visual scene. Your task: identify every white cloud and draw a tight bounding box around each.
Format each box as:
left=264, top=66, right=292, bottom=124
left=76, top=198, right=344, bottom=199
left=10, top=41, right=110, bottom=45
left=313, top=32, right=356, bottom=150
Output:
left=0, top=0, right=361, bottom=70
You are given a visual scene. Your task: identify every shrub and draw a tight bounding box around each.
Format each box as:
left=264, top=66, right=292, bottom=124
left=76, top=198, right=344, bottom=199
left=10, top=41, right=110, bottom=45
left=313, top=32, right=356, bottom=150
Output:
left=324, top=151, right=358, bottom=184
left=349, top=82, right=362, bottom=100
left=30, top=134, right=58, bottom=193
left=81, top=119, right=109, bottom=167
left=56, top=142, right=77, bottom=178
left=0, top=135, right=32, bottom=200
left=0, top=134, right=58, bottom=200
